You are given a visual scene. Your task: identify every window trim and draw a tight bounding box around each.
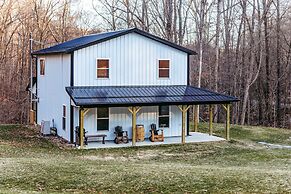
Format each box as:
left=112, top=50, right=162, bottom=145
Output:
left=96, top=58, right=110, bottom=79
left=62, top=104, right=66, bottom=130
left=157, top=105, right=171, bottom=128
left=40, top=58, right=45, bottom=76
left=157, top=59, right=170, bottom=79
left=96, top=107, right=110, bottom=131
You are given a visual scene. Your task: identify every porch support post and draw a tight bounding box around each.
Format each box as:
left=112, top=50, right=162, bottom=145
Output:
left=79, top=107, right=85, bottom=149
left=83, top=108, right=90, bottom=116
left=226, top=104, right=230, bottom=141
left=222, top=104, right=231, bottom=140
left=193, top=105, right=198, bottom=132
left=128, top=106, right=141, bottom=146
left=178, top=105, right=191, bottom=144
left=209, top=105, right=213, bottom=135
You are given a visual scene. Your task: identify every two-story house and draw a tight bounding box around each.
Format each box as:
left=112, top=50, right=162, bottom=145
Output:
left=32, top=28, right=238, bottom=148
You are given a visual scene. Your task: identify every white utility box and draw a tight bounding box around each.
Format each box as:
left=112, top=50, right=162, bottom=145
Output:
left=41, top=120, right=50, bottom=135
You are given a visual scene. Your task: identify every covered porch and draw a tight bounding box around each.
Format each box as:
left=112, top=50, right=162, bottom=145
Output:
left=66, top=85, right=238, bottom=149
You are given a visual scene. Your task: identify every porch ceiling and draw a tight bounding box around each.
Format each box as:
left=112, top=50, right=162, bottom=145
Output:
left=66, top=85, right=239, bottom=107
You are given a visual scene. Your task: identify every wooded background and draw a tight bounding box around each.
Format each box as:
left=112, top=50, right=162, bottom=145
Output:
left=0, top=0, right=290, bottom=128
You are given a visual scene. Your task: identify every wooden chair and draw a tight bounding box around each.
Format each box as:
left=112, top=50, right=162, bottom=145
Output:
left=114, top=126, right=129, bottom=144
left=149, top=123, right=164, bottom=142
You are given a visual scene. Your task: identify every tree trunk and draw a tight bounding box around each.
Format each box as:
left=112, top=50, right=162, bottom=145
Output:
left=214, top=0, right=221, bottom=122
left=275, top=0, right=281, bottom=127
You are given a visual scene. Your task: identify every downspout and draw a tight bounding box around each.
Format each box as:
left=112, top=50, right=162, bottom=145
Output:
left=70, top=52, right=74, bottom=143
left=29, top=33, right=33, bottom=122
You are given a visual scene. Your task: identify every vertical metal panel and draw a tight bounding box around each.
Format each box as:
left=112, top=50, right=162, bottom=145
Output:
left=74, top=33, right=188, bottom=86
left=83, top=108, right=96, bottom=135
left=37, top=54, right=71, bottom=140
left=169, top=106, right=183, bottom=137
left=73, top=107, right=80, bottom=142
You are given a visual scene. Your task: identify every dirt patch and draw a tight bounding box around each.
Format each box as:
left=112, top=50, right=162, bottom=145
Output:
left=42, top=135, right=74, bottom=149
left=28, top=125, right=74, bottom=149
left=258, top=141, right=291, bottom=149
left=134, top=150, right=160, bottom=159
left=82, top=155, right=129, bottom=161
left=82, top=150, right=161, bottom=161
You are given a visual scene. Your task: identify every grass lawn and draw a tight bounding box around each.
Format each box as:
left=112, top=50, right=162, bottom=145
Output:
left=0, top=124, right=290, bottom=193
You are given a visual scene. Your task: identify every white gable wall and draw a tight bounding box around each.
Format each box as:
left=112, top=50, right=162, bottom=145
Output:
left=37, top=54, right=71, bottom=140
left=73, top=32, right=188, bottom=86
left=72, top=33, right=188, bottom=141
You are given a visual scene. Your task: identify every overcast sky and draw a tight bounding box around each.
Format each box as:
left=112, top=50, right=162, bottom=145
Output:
left=71, top=0, right=94, bottom=13
left=71, top=0, right=105, bottom=30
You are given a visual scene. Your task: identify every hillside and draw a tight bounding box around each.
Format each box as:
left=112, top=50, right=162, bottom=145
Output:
left=0, top=124, right=290, bottom=193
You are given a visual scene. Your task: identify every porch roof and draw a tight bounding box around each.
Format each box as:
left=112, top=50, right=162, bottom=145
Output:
left=66, top=85, right=239, bottom=107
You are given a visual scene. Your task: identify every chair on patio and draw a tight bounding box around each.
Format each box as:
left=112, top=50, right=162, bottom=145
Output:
left=114, top=126, right=129, bottom=144
left=149, top=123, right=164, bottom=142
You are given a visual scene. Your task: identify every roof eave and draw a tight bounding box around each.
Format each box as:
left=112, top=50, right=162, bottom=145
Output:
left=76, top=100, right=238, bottom=108
left=31, top=51, right=66, bottom=56
left=132, top=28, right=197, bottom=55
left=33, top=28, right=197, bottom=55
left=65, top=28, right=137, bottom=53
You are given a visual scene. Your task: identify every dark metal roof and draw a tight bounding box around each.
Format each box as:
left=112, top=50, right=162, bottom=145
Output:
left=66, top=85, right=238, bottom=107
left=32, top=28, right=196, bottom=55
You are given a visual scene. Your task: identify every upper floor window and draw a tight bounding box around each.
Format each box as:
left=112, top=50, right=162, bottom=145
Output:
left=97, top=59, right=109, bottom=78
left=40, top=59, right=45, bottom=76
left=158, top=60, right=170, bottom=78
left=97, top=107, right=109, bottom=131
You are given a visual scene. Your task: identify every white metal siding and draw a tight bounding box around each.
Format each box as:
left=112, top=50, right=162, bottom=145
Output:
left=74, top=106, right=185, bottom=141
left=37, top=54, right=71, bottom=140
left=38, top=32, right=189, bottom=142
left=73, top=33, right=188, bottom=86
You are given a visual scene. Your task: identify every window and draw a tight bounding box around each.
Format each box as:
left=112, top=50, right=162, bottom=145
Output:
left=62, top=105, right=66, bottom=130
left=97, top=59, right=109, bottom=78
left=97, top=107, right=109, bottom=131
left=40, top=59, right=45, bottom=76
left=158, top=106, right=170, bottom=128
left=158, top=60, right=170, bottom=78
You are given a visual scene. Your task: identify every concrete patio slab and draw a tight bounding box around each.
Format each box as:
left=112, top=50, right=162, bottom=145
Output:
left=83, top=132, right=225, bottom=149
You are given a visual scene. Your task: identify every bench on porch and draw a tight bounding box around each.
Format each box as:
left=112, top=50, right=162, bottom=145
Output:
left=85, top=134, right=107, bottom=145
